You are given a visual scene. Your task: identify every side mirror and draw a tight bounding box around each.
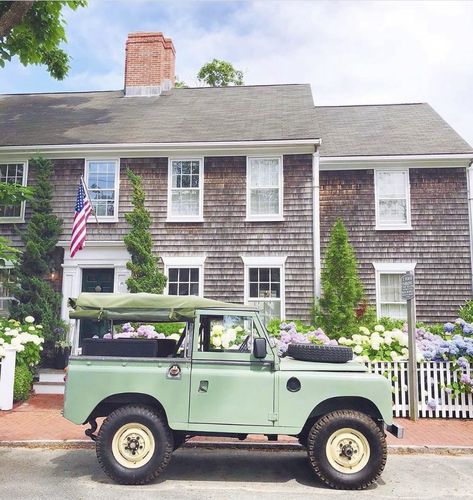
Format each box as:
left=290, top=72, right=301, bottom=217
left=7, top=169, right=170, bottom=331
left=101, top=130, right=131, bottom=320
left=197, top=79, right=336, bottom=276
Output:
left=253, top=337, right=267, bottom=359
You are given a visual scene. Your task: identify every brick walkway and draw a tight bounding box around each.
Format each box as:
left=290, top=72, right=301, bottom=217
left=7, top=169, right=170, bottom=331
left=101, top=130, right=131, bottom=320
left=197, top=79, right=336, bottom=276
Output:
left=1, top=394, right=472, bottom=447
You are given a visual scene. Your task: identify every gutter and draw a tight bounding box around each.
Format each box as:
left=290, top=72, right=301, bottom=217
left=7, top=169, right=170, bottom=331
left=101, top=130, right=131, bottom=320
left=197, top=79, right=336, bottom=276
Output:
left=468, top=160, right=473, bottom=293
left=312, top=147, right=321, bottom=299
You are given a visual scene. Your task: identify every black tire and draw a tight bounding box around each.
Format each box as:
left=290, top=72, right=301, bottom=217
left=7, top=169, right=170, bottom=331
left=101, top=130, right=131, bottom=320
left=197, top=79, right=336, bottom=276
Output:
left=96, top=405, right=174, bottom=485
left=307, top=410, right=387, bottom=490
left=287, top=344, right=353, bottom=363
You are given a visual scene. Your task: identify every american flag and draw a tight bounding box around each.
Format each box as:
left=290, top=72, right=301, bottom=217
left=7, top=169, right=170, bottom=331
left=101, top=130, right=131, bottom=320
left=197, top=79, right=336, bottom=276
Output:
left=70, top=180, right=92, bottom=257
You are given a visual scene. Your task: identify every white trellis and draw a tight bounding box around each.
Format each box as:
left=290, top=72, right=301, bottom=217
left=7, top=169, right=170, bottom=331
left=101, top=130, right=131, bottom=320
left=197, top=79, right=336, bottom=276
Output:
left=0, top=347, right=17, bottom=411
left=367, top=361, right=473, bottom=418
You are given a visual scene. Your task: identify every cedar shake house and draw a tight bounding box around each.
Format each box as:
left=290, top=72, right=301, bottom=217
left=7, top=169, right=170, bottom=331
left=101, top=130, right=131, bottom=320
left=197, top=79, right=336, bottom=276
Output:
left=1, top=32, right=472, bottom=347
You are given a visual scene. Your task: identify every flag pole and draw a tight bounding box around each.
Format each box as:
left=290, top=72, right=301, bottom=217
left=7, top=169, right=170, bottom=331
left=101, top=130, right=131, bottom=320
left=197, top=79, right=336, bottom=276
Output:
left=80, top=175, right=100, bottom=226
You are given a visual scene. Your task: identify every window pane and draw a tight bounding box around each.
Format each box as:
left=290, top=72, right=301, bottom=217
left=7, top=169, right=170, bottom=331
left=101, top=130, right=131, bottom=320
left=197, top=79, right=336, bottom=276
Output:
left=249, top=159, right=280, bottom=187
left=379, top=199, right=407, bottom=223
left=271, top=268, right=280, bottom=282
left=179, top=283, right=189, bottom=295
left=250, top=188, right=279, bottom=215
left=168, top=283, right=178, bottom=295
left=249, top=283, right=258, bottom=298
left=259, top=268, right=270, bottom=282
left=380, top=274, right=402, bottom=302
left=190, top=268, right=199, bottom=282
left=381, top=303, right=407, bottom=320
left=377, top=171, right=406, bottom=198
left=179, top=268, right=190, bottom=281
left=190, top=283, right=199, bottom=296
left=250, top=300, right=281, bottom=325
left=171, top=190, right=200, bottom=216
left=249, top=268, right=258, bottom=282
left=169, top=268, right=178, bottom=282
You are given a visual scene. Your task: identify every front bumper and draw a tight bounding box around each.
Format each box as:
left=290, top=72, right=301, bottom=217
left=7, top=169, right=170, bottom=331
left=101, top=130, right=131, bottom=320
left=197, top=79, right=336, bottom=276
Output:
left=386, top=423, right=404, bottom=439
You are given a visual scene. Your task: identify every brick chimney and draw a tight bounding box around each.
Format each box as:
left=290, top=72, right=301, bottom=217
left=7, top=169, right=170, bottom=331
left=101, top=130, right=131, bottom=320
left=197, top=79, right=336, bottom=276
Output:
left=124, top=32, right=176, bottom=96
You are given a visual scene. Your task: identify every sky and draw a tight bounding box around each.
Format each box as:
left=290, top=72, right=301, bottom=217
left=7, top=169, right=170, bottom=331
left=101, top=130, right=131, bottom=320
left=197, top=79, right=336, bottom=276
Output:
left=1, top=0, right=473, bottom=146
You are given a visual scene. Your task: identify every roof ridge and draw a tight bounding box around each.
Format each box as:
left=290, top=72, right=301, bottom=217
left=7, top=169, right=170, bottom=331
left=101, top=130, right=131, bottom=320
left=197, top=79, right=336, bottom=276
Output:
left=0, top=89, right=123, bottom=97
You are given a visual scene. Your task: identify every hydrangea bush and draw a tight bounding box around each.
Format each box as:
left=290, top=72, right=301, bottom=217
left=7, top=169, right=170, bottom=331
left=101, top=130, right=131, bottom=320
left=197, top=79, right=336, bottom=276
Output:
left=0, top=316, right=44, bottom=368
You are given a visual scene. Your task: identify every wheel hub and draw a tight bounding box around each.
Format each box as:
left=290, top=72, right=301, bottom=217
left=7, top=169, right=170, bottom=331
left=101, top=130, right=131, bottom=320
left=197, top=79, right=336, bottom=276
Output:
left=112, top=423, right=155, bottom=469
left=326, top=428, right=370, bottom=474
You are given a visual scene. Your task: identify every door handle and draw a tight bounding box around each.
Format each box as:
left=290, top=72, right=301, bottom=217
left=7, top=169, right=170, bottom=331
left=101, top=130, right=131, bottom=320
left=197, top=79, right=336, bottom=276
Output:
left=198, top=380, right=209, bottom=393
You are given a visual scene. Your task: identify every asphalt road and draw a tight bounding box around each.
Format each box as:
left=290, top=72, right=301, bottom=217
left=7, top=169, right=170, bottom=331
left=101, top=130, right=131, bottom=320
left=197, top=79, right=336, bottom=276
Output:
left=0, top=447, right=471, bottom=499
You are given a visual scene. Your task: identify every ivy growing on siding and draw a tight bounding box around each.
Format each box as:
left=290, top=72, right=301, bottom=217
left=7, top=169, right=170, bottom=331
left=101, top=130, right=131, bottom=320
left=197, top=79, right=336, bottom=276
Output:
left=124, top=168, right=167, bottom=294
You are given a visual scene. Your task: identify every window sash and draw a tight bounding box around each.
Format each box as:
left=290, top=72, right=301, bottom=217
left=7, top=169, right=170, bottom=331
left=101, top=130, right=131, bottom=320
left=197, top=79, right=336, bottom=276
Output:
left=375, top=170, right=410, bottom=227
left=245, top=265, right=284, bottom=323
left=167, top=267, right=201, bottom=296
left=247, top=157, right=282, bottom=218
left=86, top=160, right=118, bottom=220
left=0, top=163, right=27, bottom=221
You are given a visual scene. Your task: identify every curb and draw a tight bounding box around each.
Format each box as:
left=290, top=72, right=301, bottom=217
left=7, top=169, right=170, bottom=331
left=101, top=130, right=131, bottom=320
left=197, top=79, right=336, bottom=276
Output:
left=1, top=440, right=472, bottom=455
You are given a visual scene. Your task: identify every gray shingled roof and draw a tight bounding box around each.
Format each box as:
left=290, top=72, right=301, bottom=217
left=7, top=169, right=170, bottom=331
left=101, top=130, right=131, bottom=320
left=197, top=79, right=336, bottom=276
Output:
left=0, top=84, right=318, bottom=147
left=315, top=103, right=473, bottom=157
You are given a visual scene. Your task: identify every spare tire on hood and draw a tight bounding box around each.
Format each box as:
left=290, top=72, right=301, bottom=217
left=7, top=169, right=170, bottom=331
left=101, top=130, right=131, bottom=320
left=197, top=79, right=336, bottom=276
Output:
left=287, top=343, right=353, bottom=363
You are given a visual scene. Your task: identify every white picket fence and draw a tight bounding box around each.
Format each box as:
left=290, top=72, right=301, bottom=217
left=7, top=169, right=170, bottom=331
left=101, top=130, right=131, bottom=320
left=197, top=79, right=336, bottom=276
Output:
left=367, top=361, right=473, bottom=418
left=0, top=347, right=16, bottom=411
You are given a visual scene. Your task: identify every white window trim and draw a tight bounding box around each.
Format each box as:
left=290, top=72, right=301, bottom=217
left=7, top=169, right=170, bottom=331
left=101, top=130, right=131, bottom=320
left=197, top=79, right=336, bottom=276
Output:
left=373, top=262, right=417, bottom=318
left=84, top=158, right=120, bottom=222
left=162, top=255, right=206, bottom=297
left=241, top=255, right=286, bottom=318
left=166, top=157, right=204, bottom=223
left=246, top=155, right=284, bottom=222
left=0, top=160, right=28, bottom=224
left=374, top=167, right=412, bottom=231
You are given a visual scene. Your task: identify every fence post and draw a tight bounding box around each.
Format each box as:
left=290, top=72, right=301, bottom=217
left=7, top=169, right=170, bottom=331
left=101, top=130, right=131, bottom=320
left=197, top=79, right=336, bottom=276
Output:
left=0, top=347, right=17, bottom=411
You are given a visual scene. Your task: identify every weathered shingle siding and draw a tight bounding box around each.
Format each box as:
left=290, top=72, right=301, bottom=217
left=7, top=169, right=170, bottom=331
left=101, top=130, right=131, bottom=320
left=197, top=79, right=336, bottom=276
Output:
left=320, top=168, right=472, bottom=323
left=2, top=155, right=314, bottom=321
left=120, top=155, right=314, bottom=321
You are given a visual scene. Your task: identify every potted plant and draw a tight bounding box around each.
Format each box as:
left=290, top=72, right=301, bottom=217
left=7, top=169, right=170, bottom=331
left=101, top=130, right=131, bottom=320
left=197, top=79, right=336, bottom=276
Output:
left=54, top=325, right=71, bottom=369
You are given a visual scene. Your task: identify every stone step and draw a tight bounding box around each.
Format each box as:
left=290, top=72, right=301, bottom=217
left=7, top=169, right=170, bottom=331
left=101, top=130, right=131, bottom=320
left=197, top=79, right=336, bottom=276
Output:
left=33, top=382, right=65, bottom=395
left=38, top=369, right=65, bottom=384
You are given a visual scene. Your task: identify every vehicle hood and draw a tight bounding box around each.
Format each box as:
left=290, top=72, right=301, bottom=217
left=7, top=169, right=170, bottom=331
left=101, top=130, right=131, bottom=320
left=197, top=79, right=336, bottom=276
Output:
left=279, top=357, right=367, bottom=372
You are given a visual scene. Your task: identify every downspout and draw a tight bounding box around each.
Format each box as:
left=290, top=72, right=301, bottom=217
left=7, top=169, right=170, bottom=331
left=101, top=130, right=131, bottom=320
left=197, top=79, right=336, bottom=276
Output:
left=467, top=161, right=473, bottom=293
left=312, top=148, right=321, bottom=299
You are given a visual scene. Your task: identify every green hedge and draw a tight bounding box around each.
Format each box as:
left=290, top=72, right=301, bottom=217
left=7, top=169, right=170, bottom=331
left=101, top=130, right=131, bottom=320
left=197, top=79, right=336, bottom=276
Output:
left=13, top=364, right=33, bottom=402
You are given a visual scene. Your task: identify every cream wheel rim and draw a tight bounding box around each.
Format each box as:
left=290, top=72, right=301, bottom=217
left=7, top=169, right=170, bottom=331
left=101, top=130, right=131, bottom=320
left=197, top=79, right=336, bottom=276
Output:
left=326, top=427, right=370, bottom=474
left=111, top=423, right=155, bottom=469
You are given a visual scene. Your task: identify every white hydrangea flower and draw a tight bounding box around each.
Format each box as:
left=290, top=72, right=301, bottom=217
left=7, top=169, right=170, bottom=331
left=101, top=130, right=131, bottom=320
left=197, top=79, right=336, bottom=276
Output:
left=28, top=326, right=36, bottom=332
left=168, top=334, right=180, bottom=342
left=211, top=324, right=224, bottom=336
left=352, top=334, right=362, bottom=343
left=353, top=345, right=363, bottom=354
left=211, top=335, right=222, bottom=348
left=359, top=327, right=370, bottom=336
left=24, top=316, right=35, bottom=324
left=374, top=325, right=385, bottom=333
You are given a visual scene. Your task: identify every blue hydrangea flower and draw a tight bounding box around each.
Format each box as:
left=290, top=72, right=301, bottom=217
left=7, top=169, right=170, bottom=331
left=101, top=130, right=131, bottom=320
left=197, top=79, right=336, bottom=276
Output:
left=444, top=322, right=455, bottom=333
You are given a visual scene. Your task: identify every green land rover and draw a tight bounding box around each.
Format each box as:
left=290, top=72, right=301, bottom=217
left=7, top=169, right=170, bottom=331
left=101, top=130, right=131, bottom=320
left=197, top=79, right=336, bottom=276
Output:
left=63, top=293, right=403, bottom=490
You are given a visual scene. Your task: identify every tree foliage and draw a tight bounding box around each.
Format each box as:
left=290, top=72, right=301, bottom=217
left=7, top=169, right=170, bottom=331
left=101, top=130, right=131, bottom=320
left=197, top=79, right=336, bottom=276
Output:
left=197, top=58, right=244, bottom=87
left=124, top=168, right=167, bottom=294
left=0, top=1, right=87, bottom=79
left=313, top=219, right=364, bottom=339
left=8, top=157, right=63, bottom=343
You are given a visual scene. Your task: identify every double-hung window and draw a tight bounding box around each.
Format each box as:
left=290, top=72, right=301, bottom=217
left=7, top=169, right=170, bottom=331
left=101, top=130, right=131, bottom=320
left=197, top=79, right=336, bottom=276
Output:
left=242, top=256, right=286, bottom=324
left=375, top=169, right=411, bottom=230
left=85, top=160, right=119, bottom=221
left=162, top=256, right=205, bottom=297
left=0, top=162, right=28, bottom=223
left=374, top=262, right=416, bottom=320
left=247, top=156, right=283, bottom=221
left=168, top=159, right=203, bottom=221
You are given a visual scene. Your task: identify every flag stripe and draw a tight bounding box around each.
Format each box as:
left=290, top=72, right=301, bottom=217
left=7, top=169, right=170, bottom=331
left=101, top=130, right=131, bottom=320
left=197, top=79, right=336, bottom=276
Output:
left=70, top=180, right=92, bottom=258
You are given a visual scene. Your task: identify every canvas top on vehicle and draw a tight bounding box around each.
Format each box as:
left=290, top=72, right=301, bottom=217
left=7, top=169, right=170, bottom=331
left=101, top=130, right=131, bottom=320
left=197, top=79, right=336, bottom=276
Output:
left=68, top=292, right=258, bottom=322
